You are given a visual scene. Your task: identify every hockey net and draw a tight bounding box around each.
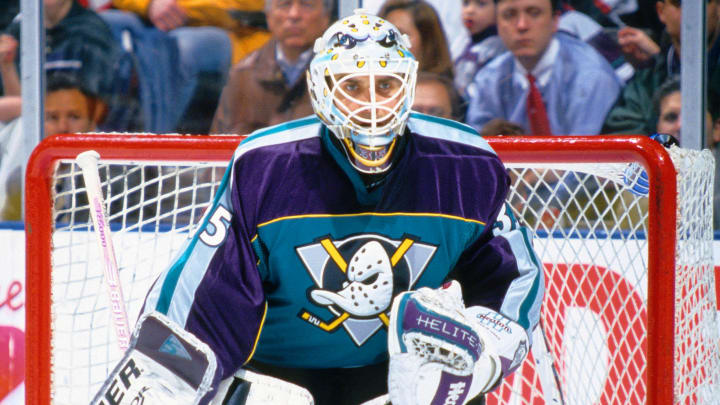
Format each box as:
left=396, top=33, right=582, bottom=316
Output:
left=25, top=134, right=719, bottom=404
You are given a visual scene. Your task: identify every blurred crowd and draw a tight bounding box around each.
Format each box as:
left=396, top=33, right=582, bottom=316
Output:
left=1, top=0, right=719, bottom=227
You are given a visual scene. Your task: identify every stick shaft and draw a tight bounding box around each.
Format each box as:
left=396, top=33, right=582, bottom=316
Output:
left=76, top=150, right=131, bottom=350
left=532, top=321, right=565, bottom=404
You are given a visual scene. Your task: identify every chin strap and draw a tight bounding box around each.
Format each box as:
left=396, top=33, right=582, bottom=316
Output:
left=341, top=137, right=397, bottom=173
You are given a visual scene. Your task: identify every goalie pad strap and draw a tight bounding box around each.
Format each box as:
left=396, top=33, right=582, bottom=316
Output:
left=211, top=369, right=314, bottom=405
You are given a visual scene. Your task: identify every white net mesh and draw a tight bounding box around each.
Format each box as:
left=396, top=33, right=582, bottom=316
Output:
left=49, top=160, right=226, bottom=402
left=26, top=135, right=720, bottom=404
left=671, top=148, right=718, bottom=404
left=487, top=146, right=720, bottom=405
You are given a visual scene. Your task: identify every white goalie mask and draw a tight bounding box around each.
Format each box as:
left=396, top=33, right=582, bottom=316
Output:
left=307, top=9, right=418, bottom=173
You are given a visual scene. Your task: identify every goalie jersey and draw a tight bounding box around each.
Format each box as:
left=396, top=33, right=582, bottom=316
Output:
left=141, top=113, right=544, bottom=379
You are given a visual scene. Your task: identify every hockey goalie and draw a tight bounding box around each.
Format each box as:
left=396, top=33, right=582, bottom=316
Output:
left=93, top=8, right=543, bottom=405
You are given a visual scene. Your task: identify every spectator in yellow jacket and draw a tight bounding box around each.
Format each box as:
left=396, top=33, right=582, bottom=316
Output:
left=101, top=0, right=271, bottom=132
left=111, top=0, right=270, bottom=64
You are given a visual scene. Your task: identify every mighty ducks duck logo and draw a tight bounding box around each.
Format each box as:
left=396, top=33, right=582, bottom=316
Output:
left=296, top=233, right=436, bottom=346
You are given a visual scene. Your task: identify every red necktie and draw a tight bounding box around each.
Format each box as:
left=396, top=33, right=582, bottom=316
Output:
left=526, top=74, right=552, bottom=135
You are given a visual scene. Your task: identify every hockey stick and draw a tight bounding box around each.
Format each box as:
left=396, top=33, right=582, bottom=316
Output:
left=76, top=150, right=131, bottom=351
left=532, top=320, right=566, bottom=404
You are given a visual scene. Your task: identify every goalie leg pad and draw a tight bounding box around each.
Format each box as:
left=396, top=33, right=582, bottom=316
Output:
left=211, top=369, right=315, bottom=405
left=91, top=311, right=219, bottom=405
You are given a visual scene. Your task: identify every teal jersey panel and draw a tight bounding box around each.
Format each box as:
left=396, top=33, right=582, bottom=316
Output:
left=251, top=212, right=486, bottom=368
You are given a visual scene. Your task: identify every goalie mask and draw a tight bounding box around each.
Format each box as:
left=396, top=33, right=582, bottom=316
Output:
left=307, top=9, right=418, bottom=173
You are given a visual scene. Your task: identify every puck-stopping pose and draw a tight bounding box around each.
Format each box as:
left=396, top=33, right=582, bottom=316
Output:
left=104, top=9, right=544, bottom=405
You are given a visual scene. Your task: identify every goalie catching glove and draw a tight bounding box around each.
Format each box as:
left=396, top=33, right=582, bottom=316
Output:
left=388, top=281, right=529, bottom=405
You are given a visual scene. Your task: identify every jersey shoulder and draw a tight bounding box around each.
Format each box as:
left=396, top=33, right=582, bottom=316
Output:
left=407, top=112, right=497, bottom=156
left=233, top=115, right=322, bottom=159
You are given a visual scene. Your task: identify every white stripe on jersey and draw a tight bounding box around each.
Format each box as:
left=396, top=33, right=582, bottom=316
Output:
left=499, top=227, right=544, bottom=333
left=407, top=113, right=496, bottom=155
left=228, top=117, right=323, bottom=187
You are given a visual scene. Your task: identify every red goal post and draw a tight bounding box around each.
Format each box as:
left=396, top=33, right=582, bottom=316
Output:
left=25, top=133, right=719, bottom=404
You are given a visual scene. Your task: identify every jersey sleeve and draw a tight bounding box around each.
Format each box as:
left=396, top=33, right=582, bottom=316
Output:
left=141, top=155, right=267, bottom=380
left=449, top=200, right=544, bottom=336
